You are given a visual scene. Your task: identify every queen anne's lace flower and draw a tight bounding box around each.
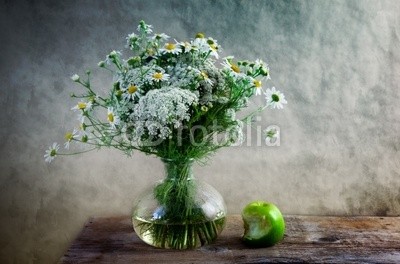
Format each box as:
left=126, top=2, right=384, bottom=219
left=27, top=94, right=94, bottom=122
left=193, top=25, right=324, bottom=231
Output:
left=131, top=86, right=198, bottom=139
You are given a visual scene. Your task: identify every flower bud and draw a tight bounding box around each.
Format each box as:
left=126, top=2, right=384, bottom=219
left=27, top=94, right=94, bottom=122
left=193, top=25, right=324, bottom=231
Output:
left=98, top=61, right=105, bottom=67
left=71, top=74, right=80, bottom=82
left=195, top=32, right=205, bottom=39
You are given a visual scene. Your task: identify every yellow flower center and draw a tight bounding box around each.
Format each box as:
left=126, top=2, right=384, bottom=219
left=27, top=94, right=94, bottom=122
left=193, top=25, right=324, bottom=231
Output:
left=128, top=85, right=138, bottom=94
left=65, top=132, right=73, bottom=141
left=201, top=71, right=208, bottom=79
left=108, top=113, right=114, bottom=122
left=231, top=64, right=240, bottom=73
left=254, top=80, right=262, bottom=88
left=165, top=43, right=176, bottom=51
left=209, top=43, right=218, bottom=51
left=78, top=102, right=86, bottom=109
left=153, top=72, right=163, bottom=80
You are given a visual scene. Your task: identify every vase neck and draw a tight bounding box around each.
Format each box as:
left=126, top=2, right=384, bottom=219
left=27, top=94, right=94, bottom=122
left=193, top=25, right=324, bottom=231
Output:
left=161, top=158, right=194, bottom=181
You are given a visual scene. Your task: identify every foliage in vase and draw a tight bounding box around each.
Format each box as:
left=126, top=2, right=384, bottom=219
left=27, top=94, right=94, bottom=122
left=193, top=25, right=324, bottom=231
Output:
left=44, top=21, right=287, bottom=249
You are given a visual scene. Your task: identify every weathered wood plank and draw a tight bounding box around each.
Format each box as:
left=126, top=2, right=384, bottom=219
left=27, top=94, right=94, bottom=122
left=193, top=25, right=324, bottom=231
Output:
left=59, top=215, right=400, bottom=263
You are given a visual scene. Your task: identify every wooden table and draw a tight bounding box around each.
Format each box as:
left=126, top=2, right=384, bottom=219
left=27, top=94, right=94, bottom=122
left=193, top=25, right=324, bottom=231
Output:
left=59, top=215, right=400, bottom=263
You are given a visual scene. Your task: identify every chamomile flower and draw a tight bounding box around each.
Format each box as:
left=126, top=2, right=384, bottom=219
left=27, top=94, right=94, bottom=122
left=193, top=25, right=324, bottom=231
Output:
left=253, top=79, right=262, bottom=95
left=160, top=42, right=182, bottom=55
left=206, top=37, right=220, bottom=59
left=44, top=142, right=60, bottom=163
left=151, top=33, right=169, bottom=41
left=199, top=71, right=213, bottom=85
left=192, top=37, right=208, bottom=52
left=126, top=32, right=138, bottom=42
left=71, top=101, right=92, bottom=123
left=123, top=84, right=139, bottom=100
left=151, top=71, right=170, bottom=82
left=71, top=101, right=93, bottom=112
left=64, top=129, right=78, bottom=149
left=264, top=87, right=287, bottom=109
left=254, top=59, right=270, bottom=79
left=126, top=33, right=140, bottom=50
left=78, top=122, right=88, bottom=137
left=180, top=41, right=196, bottom=53
left=222, top=58, right=242, bottom=77
left=107, top=107, right=120, bottom=129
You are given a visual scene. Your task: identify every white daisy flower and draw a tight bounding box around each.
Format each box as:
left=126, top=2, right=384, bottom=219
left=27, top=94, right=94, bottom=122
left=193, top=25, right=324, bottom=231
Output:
left=107, top=107, right=120, bottom=129
left=151, top=33, right=169, bottom=41
left=264, top=87, right=287, bottom=109
left=180, top=41, right=197, bottom=53
left=254, top=59, right=264, bottom=68
left=78, top=122, right=88, bottom=137
left=71, top=101, right=93, bottom=111
left=151, top=72, right=170, bottom=82
left=254, top=59, right=270, bottom=78
left=123, top=84, right=139, bottom=100
left=200, top=71, right=213, bottom=85
left=206, top=37, right=220, bottom=59
left=64, top=128, right=79, bottom=149
left=221, top=58, right=242, bottom=77
left=160, top=42, right=182, bottom=55
left=126, top=33, right=140, bottom=49
left=44, top=142, right=60, bottom=163
left=253, top=79, right=262, bottom=95
left=127, top=32, right=138, bottom=42
left=192, top=37, right=208, bottom=50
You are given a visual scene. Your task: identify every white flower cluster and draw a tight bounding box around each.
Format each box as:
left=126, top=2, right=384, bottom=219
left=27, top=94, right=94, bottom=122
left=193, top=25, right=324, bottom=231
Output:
left=45, top=21, right=287, bottom=162
left=131, top=87, right=198, bottom=139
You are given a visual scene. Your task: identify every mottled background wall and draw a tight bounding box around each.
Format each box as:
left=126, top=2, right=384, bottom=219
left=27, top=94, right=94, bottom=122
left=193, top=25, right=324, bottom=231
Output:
left=1, top=0, right=399, bottom=262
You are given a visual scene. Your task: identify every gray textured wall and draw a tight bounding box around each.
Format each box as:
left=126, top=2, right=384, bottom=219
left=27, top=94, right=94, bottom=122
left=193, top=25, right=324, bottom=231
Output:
left=1, top=0, right=400, bottom=263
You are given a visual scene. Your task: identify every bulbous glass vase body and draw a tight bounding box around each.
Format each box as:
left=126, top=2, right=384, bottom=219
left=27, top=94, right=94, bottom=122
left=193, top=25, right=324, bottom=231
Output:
left=132, top=159, right=227, bottom=249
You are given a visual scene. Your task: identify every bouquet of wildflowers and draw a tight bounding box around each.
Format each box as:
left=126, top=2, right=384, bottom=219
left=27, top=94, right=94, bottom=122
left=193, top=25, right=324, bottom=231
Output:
left=44, top=21, right=286, bottom=249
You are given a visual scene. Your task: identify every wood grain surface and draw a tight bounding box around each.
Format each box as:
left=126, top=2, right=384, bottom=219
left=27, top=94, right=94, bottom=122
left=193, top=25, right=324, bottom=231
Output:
left=59, top=215, right=400, bottom=263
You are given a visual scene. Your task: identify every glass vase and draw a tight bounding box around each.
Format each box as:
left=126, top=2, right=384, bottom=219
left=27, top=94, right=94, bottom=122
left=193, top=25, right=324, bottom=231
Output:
left=132, top=158, right=227, bottom=249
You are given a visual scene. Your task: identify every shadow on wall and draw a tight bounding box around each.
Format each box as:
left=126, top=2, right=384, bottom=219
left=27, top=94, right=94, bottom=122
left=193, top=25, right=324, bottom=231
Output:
left=341, top=165, right=400, bottom=216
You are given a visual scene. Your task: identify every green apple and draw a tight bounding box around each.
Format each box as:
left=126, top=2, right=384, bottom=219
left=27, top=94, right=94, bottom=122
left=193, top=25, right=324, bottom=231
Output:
left=241, top=201, right=285, bottom=247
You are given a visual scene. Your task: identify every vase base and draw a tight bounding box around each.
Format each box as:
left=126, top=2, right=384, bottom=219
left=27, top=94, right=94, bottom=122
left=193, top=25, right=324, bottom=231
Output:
left=132, top=216, right=226, bottom=249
